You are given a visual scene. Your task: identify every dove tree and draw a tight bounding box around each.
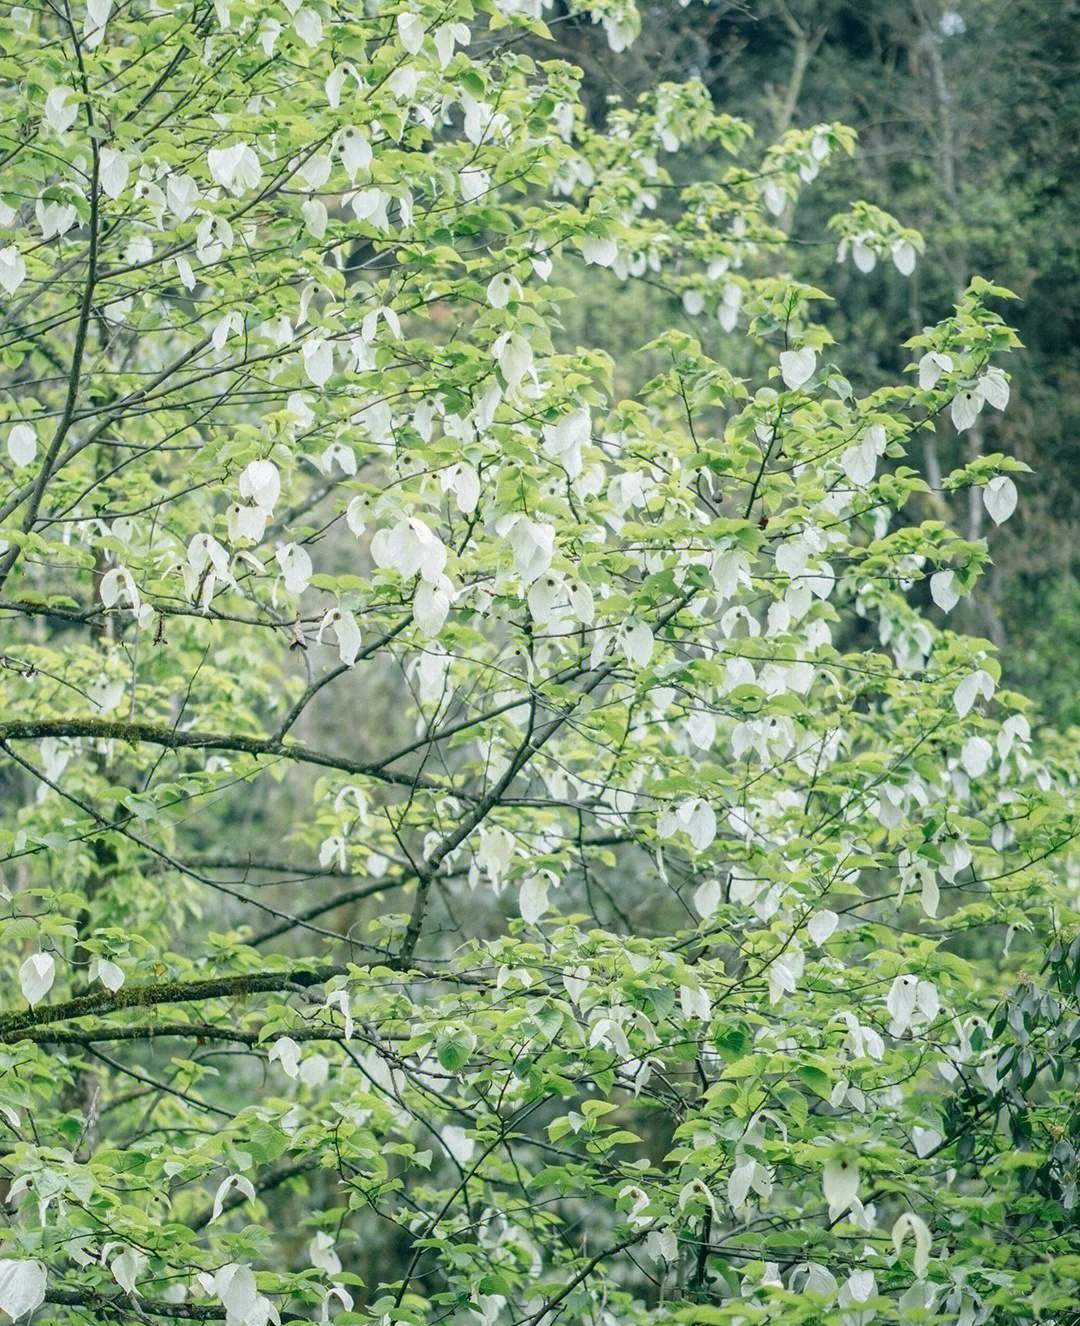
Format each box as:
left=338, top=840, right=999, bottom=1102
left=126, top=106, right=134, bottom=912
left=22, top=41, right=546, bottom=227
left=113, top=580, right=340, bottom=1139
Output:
left=0, top=1, right=1076, bottom=1325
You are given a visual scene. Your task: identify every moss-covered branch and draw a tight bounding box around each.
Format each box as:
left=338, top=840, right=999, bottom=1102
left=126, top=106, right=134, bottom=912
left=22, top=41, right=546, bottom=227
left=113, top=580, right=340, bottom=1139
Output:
left=0, top=965, right=346, bottom=1038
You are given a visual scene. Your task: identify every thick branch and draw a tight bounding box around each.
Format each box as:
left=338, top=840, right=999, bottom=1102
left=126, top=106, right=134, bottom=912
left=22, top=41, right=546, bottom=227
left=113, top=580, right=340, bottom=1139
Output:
left=0, top=965, right=345, bottom=1038
left=0, top=715, right=440, bottom=793
left=45, top=1288, right=310, bottom=1321
left=45, top=1290, right=226, bottom=1320
left=12, top=1021, right=346, bottom=1046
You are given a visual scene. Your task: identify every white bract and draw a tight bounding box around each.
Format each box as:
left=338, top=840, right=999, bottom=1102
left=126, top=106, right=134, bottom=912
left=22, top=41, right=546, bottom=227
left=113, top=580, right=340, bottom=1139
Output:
left=892, top=239, right=917, bottom=275
left=239, top=460, right=280, bottom=513
left=207, top=143, right=262, bottom=195
left=0, top=246, right=26, bottom=296
left=503, top=516, right=553, bottom=584
left=961, top=735, right=993, bottom=778
left=779, top=346, right=817, bottom=389
left=276, top=543, right=312, bottom=594
left=984, top=475, right=1017, bottom=524
left=917, top=351, right=953, bottom=390
left=950, top=386, right=983, bottom=431
left=84, top=0, right=112, bottom=45
left=99, top=146, right=130, bottom=198
left=892, top=1212, right=932, bottom=1278
left=318, top=608, right=363, bottom=666
left=491, top=331, right=534, bottom=388
left=807, top=909, right=838, bottom=945
left=822, top=1159, right=858, bottom=1219
left=214, top=1263, right=274, bottom=1326
left=111, top=1247, right=147, bottom=1295
left=519, top=875, right=550, bottom=924
left=371, top=518, right=447, bottom=583
left=269, top=1037, right=302, bottom=1079
left=6, top=424, right=36, bottom=466
left=886, top=974, right=917, bottom=1034
left=580, top=234, right=618, bottom=267
left=302, top=338, right=333, bottom=386
left=397, top=11, right=424, bottom=53
left=693, top=878, right=721, bottom=918
left=294, top=6, right=321, bottom=45
left=45, top=86, right=78, bottom=133
left=953, top=668, right=995, bottom=718
left=762, top=178, right=786, bottom=216
left=211, top=1174, right=257, bottom=1222
left=460, top=167, right=490, bottom=202
left=99, top=566, right=140, bottom=612
left=19, top=952, right=54, bottom=1006
left=0, top=1261, right=46, bottom=1321
left=839, top=423, right=887, bottom=486
left=90, top=956, right=125, bottom=991
left=930, top=570, right=960, bottom=613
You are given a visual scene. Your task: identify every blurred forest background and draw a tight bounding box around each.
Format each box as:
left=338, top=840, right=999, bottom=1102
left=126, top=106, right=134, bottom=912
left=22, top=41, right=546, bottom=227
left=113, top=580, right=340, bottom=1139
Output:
left=551, top=0, right=1080, bottom=726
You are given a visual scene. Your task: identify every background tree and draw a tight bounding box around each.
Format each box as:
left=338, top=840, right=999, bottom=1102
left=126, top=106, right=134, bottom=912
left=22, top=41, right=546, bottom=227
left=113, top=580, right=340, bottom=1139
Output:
left=555, top=0, right=1080, bottom=720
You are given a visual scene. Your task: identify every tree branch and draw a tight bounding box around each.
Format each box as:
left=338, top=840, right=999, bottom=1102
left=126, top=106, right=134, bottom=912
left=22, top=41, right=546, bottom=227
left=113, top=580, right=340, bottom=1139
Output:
left=0, top=715, right=441, bottom=794
left=0, top=965, right=345, bottom=1038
